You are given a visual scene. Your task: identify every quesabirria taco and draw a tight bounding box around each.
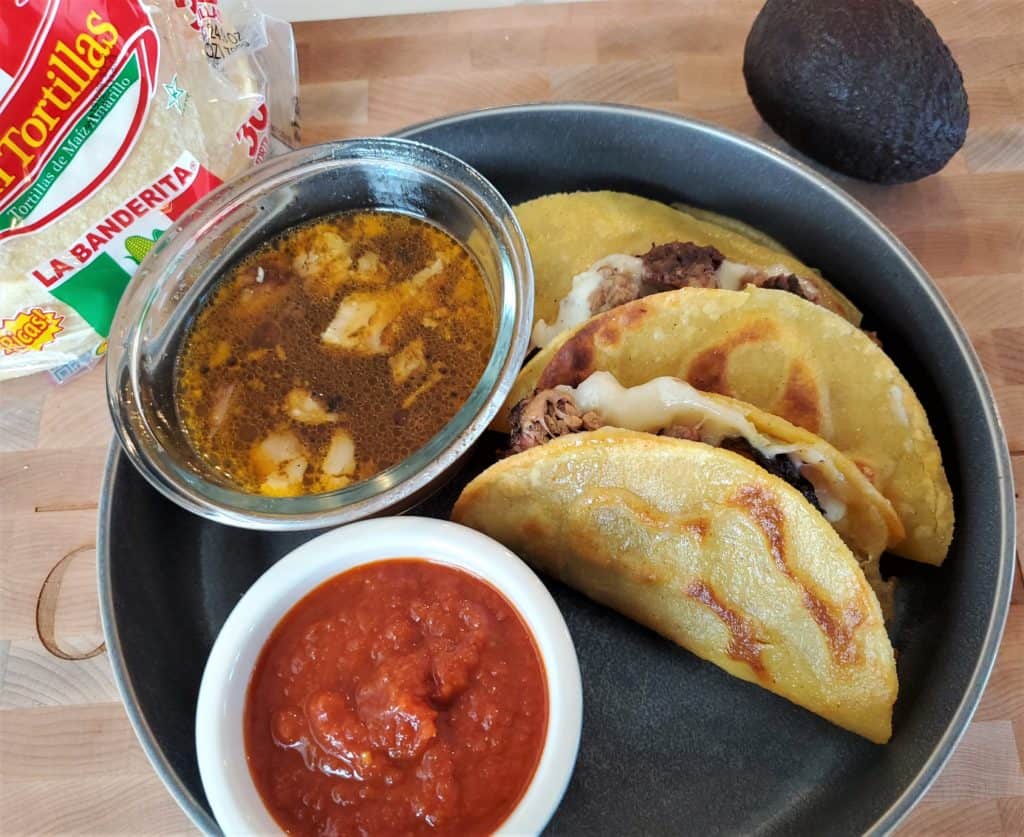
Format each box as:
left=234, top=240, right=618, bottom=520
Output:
left=453, top=427, right=898, bottom=743
left=498, top=287, right=954, bottom=567
left=515, top=190, right=861, bottom=349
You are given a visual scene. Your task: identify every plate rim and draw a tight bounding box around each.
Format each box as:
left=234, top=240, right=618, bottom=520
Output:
left=97, top=102, right=1017, bottom=837
left=395, top=104, right=1019, bottom=836
left=97, top=440, right=221, bottom=836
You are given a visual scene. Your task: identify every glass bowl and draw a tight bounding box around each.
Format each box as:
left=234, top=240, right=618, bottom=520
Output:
left=106, top=138, right=533, bottom=530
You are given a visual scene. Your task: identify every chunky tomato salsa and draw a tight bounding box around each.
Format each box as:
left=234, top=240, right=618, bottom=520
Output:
left=245, top=559, right=548, bottom=835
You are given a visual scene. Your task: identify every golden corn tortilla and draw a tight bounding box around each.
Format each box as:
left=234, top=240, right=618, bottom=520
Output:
left=453, top=428, right=898, bottom=744
left=498, top=287, right=954, bottom=567
left=514, top=190, right=860, bottom=330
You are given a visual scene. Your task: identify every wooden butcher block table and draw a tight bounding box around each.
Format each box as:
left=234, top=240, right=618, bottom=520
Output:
left=1, top=0, right=1021, bottom=833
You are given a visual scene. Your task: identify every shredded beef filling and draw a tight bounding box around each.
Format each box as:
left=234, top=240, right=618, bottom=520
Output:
left=559, top=240, right=876, bottom=345
left=506, top=389, right=603, bottom=455
left=657, top=424, right=703, bottom=441
left=743, top=270, right=821, bottom=305
left=639, top=241, right=724, bottom=290
left=586, top=264, right=645, bottom=315
left=506, top=391, right=825, bottom=514
left=745, top=272, right=802, bottom=295
left=636, top=240, right=829, bottom=310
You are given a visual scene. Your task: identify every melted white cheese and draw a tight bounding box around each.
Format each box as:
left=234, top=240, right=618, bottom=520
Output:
left=714, top=259, right=753, bottom=291
left=564, top=371, right=850, bottom=522
left=794, top=458, right=848, bottom=523
left=534, top=252, right=768, bottom=350
left=531, top=255, right=644, bottom=349
left=567, top=372, right=797, bottom=454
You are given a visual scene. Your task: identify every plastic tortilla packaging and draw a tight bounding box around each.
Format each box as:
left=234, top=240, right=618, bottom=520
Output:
left=0, top=0, right=299, bottom=382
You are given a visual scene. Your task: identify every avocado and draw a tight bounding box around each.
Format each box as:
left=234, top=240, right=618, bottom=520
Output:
left=743, top=0, right=969, bottom=184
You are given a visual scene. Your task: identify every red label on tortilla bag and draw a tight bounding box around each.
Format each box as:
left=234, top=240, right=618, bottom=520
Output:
left=0, top=0, right=160, bottom=242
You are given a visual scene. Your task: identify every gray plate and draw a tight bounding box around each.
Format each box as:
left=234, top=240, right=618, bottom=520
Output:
left=98, top=104, right=1016, bottom=835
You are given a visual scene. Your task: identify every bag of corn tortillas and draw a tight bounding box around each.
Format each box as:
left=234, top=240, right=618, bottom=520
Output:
left=0, top=0, right=298, bottom=381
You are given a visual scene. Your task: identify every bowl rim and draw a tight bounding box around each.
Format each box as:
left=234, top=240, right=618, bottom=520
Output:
left=105, top=136, right=534, bottom=531
left=192, top=516, right=583, bottom=836
left=98, top=103, right=1016, bottom=837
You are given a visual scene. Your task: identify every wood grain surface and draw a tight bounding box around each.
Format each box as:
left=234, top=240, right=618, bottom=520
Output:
left=1, top=0, right=1021, bottom=833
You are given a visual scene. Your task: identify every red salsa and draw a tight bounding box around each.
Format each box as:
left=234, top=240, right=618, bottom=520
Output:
left=245, top=559, right=549, bottom=836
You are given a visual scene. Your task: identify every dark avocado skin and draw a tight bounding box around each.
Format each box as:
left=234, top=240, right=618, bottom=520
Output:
left=743, top=0, right=969, bottom=184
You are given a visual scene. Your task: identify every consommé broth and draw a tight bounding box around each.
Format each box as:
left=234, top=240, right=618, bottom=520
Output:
left=175, top=212, right=495, bottom=496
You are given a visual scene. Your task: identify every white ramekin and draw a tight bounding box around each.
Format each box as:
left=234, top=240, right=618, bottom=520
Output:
left=195, top=516, right=583, bottom=835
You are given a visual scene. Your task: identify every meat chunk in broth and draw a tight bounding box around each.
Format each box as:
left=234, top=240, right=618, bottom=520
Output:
left=251, top=431, right=309, bottom=497
left=389, top=339, right=427, bottom=385
left=321, top=258, right=446, bottom=354
left=285, top=388, right=339, bottom=425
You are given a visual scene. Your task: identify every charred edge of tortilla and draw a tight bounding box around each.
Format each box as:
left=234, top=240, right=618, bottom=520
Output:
left=537, top=301, right=650, bottom=389
left=687, top=579, right=770, bottom=682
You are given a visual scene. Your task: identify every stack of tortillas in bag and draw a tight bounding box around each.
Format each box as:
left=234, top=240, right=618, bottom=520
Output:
left=0, top=0, right=298, bottom=381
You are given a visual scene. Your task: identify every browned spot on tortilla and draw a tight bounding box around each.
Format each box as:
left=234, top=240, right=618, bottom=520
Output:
left=683, top=517, right=710, bottom=542
left=582, top=488, right=709, bottom=542
left=596, top=317, right=621, bottom=346
left=688, top=347, right=729, bottom=394
left=728, top=484, right=861, bottom=665
left=621, top=502, right=710, bottom=543
left=777, top=360, right=822, bottom=434
left=729, top=485, right=787, bottom=571
left=687, top=580, right=769, bottom=682
left=686, top=320, right=778, bottom=395
left=538, top=318, right=601, bottom=388
left=537, top=301, right=650, bottom=389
